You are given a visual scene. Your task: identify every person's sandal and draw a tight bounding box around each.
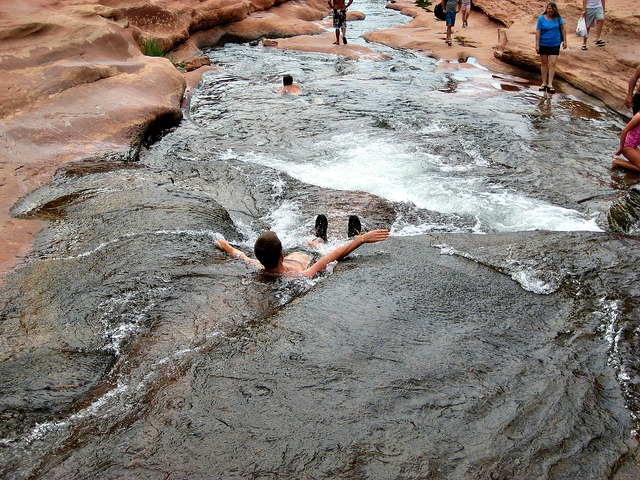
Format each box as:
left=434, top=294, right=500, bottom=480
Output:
left=547, top=88, right=556, bottom=94
left=343, top=37, right=348, bottom=44
left=314, top=214, right=328, bottom=241
left=595, top=39, right=605, bottom=46
left=539, top=85, right=547, bottom=91
left=347, top=215, right=361, bottom=238
left=581, top=45, right=588, bottom=50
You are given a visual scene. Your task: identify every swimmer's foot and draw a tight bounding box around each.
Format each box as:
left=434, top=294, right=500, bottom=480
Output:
left=314, top=214, right=328, bottom=241
left=348, top=215, right=361, bottom=238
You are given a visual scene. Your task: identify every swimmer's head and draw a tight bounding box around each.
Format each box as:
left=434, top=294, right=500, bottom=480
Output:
left=283, top=74, right=294, bottom=86
left=254, top=231, right=282, bottom=269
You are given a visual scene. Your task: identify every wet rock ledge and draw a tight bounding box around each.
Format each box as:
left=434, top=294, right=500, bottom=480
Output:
left=0, top=0, right=638, bottom=277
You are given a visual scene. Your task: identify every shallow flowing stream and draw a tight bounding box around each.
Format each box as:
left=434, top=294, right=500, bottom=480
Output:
left=2, top=1, right=639, bottom=478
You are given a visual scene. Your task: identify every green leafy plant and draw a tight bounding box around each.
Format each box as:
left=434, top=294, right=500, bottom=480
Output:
left=141, top=38, right=164, bottom=57
left=415, top=0, right=433, bottom=11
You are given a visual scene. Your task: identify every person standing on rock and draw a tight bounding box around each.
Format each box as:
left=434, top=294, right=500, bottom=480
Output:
left=461, top=0, right=471, bottom=28
left=612, top=112, right=640, bottom=173
left=581, top=0, right=605, bottom=50
left=624, top=64, right=640, bottom=115
left=442, top=0, right=462, bottom=46
left=329, top=0, right=353, bottom=45
left=535, top=2, right=567, bottom=94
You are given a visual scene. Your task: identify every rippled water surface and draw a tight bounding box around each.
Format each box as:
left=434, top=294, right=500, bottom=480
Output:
left=180, top=2, right=624, bottom=238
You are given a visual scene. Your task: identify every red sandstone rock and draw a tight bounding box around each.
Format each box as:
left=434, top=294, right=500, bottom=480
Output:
left=183, top=55, right=212, bottom=71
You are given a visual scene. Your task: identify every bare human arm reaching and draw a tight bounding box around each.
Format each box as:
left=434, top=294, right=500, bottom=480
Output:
left=213, top=238, right=261, bottom=267
left=624, top=65, right=640, bottom=110
left=213, top=228, right=390, bottom=277
left=300, top=229, right=389, bottom=278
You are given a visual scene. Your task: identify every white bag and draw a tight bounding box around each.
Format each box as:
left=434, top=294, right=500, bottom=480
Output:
left=576, top=16, right=588, bottom=37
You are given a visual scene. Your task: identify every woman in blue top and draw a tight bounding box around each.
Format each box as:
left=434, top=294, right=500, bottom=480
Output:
left=535, top=2, right=567, bottom=94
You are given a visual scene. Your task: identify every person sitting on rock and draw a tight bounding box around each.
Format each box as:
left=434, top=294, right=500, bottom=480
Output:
left=612, top=112, right=640, bottom=173
left=213, top=215, right=389, bottom=278
left=277, top=74, right=301, bottom=95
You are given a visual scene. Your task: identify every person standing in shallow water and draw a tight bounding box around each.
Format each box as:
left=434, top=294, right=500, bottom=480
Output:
left=329, top=0, right=353, bottom=45
left=535, top=1, right=567, bottom=94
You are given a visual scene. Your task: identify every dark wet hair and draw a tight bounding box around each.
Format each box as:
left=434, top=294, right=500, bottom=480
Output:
left=544, top=2, right=561, bottom=19
left=254, top=231, right=282, bottom=269
left=283, top=74, right=293, bottom=86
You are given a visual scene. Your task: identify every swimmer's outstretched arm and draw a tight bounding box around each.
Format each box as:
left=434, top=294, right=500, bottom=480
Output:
left=301, top=228, right=390, bottom=278
left=213, top=237, right=261, bottom=266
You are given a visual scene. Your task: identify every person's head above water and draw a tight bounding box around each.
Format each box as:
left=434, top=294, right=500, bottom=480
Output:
left=283, top=74, right=294, bottom=86
left=214, top=215, right=390, bottom=278
left=254, top=231, right=282, bottom=269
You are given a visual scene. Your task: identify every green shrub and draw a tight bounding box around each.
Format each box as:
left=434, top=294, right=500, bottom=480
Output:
left=141, top=38, right=164, bottom=57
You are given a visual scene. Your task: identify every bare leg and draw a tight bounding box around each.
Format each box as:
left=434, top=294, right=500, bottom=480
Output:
left=334, top=29, right=340, bottom=44
left=539, top=54, right=549, bottom=87
left=341, top=27, right=347, bottom=44
left=612, top=147, right=640, bottom=172
left=446, top=25, right=452, bottom=43
left=595, top=19, right=604, bottom=42
left=547, top=54, right=558, bottom=89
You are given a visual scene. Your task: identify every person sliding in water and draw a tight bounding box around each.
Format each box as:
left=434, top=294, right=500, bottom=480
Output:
left=329, top=0, right=353, bottom=45
left=277, top=74, right=301, bottom=95
left=214, top=215, right=389, bottom=278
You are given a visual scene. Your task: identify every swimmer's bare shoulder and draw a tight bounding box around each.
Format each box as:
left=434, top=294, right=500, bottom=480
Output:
left=277, top=85, right=301, bottom=95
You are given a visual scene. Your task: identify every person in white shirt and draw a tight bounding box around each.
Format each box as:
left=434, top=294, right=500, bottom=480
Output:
left=581, top=0, right=605, bottom=50
left=460, top=0, right=471, bottom=28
